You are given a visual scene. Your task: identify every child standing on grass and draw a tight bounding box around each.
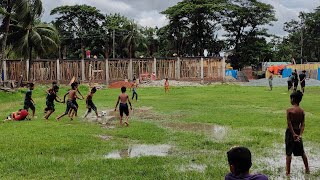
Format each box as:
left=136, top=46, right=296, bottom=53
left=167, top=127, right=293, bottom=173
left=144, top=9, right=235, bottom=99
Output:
left=299, top=70, right=307, bottom=93
left=84, top=87, right=99, bottom=119
left=114, top=86, right=132, bottom=126
left=132, top=79, right=138, bottom=101
left=285, top=91, right=309, bottom=176
left=268, top=74, right=273, bottom=91
left=44, top=85, right=63, bottom=120
left=164, top=78, right=169, bottom=93
left=56, top=83, right=81, bottom=120
left=24, top=83, right=35, bottom=118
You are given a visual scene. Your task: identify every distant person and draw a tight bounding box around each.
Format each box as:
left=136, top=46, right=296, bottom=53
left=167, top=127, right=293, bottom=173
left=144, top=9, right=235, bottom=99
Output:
left=287, top=73, right=294, bottom=91
left=86, top=49, right=91, bottom=58
left=293, top=71, right=299, bottom=91
left=225, top=146, right=268, bottom=180
left=164, top=78, right=170, bottom=93
left=285, top=91, right=309, bottom=176
left=299, top=70, right=306, bottom=93
left=44, top=85, right=62, bottom=120
left=24, top=83, right=35, bottom=118
left=268, top=74, right=273, bottom=91
left=84, top=87, right=99, bottom=119
left=131, top=78, right=138, bottom=101
left=114, top=86, right=132, bottom=126
left=5, top=109, right=29, bottom=121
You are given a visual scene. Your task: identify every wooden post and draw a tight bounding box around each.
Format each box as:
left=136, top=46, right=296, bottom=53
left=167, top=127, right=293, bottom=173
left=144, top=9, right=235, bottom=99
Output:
left=3, top=59, right=7, bottom=81
left=222, top=56, right=226, bottom=81
left=26, top=59, right=29, bottom=81
left=176, top=57, right=181, bottom=80
left=81, top=58, right=85, bottom=81
left=153, top=57, right=157, bottom=77
left=56, top=59, right=60, bottom=82
left=201, top=57, right=204, bottom=84
left=129, top=58, right=133, bottom=80
left=105, top=59, right=109, bottom=85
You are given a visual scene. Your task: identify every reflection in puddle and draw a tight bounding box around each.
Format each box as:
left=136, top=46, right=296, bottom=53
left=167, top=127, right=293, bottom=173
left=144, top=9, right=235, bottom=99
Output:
left=104, top=144, right=172, bottom=159
left=163, top=122, right=227, bottom=140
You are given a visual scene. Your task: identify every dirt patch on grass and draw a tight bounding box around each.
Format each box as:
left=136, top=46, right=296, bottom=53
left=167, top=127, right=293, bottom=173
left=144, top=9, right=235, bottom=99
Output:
left=162, top=122, right=227, bottom=140
left=179, top=163, right=207, bottom=173
left=97, top=135, right=113, bottom=141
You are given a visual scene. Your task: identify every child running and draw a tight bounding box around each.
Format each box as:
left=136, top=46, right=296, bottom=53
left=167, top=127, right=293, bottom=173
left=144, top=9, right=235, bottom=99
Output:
left=24, top=83, right=36, bottom=118
left=285, top=90, right=309, bottom=176
left=56, top=83, right=81, bottom=120
left=44, top=85, right=63, bottom=119
left=114, top=86, right=132, bottom=126
left=164, top=78, right=169, bottom=93
left=84, top=87, right=99, bottom=119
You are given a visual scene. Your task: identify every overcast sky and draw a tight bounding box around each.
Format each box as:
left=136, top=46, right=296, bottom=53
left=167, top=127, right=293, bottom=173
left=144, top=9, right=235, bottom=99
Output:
left=41, top=0, right=320, bottom=37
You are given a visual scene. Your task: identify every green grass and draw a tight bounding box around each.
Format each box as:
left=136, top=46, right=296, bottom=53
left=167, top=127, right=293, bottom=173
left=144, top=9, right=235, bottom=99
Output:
left=0, top=84, right=319, bottom=179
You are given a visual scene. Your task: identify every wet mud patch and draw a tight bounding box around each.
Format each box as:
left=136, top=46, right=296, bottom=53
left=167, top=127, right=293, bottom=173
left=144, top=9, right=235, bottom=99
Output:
left=179, top=163, right=207, bottom=173
left=256, top=143, right=320, bottom=179
left=104, top=144, right=172, bottom=159
left=97, top=135, right=113, bottom=141
left=162, top=122, right=227, bottom=140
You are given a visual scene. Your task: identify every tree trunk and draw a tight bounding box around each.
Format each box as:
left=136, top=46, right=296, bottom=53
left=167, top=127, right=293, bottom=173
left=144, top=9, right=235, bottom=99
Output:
left=0, top=0, right=12, bottom=82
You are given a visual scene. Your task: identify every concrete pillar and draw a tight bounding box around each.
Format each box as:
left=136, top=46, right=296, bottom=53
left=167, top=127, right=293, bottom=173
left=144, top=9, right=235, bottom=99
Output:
left=222, top=56, right=226, bottom=81
left=3, top=59, right=7, bottom=81
left=177, top=57, right=181, bottom=80
left=105, top=59, right=109, bottom=85
left=56, top=59, right=60, bottom=82
left=26, top=59, right=29, bottom=81
left=81, top=58, right=85, bottom=81
left=153, top=57, right=157, bottom=76
left=201, top=57, right=204, bottom=84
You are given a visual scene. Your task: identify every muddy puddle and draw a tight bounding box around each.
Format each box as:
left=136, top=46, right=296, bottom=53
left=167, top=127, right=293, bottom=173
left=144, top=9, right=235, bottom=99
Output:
left=163, top=122, right=227, bottom=140
left=104, top=144, right=172, bottom=159
left=179, top=163, right=207, bottom=173
left=256, top=143, right=320, bottom=179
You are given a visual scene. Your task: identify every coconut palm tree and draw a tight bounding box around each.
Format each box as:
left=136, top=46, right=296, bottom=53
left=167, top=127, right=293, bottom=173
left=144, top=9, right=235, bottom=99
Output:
left=0, top=0, right=28, bottom=81
left=7, top=0, right=59, bottom=80
left=122, top=21, right=146, bottom=58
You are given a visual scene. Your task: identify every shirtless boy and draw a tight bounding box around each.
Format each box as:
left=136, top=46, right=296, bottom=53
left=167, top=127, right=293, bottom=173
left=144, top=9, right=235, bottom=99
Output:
left=164, top=78, right=169, bottom=93
left=56, top=83, right=81, bottom=120
left=44, top=85, right=63, bottom=119
left=285, top=90, right=309, bottom=176
left=114, top=86, right=132, bottom=126
left=84, top=87, right=99, bottom=119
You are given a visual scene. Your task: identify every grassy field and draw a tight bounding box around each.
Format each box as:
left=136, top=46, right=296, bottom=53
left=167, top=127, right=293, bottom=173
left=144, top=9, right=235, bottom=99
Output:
left=0, top=84, right=319, bottom=179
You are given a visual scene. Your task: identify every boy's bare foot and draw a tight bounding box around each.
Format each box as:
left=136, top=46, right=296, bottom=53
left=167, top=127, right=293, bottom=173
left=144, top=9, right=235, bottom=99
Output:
left=56, top=117, right=60, bottom=121
left=306, top=169, right=310, bottom=174
left=125, top=122, right=129, bottom=126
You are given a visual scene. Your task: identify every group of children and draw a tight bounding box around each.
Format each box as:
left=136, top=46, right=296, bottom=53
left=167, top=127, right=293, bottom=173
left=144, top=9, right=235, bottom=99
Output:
left=287, top=70, right=307, bottom=93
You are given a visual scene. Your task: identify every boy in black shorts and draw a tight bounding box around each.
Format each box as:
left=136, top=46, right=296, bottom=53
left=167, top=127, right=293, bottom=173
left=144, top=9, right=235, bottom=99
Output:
left=24, top=83, right=35, bottom=118
left=84, top=87, right=99, bottom=119
left=285, top=90, right=309, bottom=176
left=44, top=85, right=63, bottom=119
left=114, top=86, right=132, bottom=126
left=299, top=70, right=306, bottom=93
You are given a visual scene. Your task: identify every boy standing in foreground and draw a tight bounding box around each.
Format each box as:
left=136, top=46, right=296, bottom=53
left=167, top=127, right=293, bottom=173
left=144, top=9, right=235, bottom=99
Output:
left=225, top=146, right=268, bottom=180
left=285, top=91, right=309, bottom=176
left=84, top=87, right=99, bottom=119
left=114, top=86, right=132, bottom=126
left=24, top=83, right=36, bottom=118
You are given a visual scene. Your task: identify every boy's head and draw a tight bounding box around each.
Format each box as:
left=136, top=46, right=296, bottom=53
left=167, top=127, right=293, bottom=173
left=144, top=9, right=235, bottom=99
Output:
left=166, top=78, right=168, bottom=81
left=302, top=70, right=306, bottom=74
left=121, top=86, right=126, bottom=93
left=91, top=87, right=97, bottom=93
left=29, top=83, right=35, bottom=90
left=71, top=82, right=77, bottom=90
left=227, top=147, right=252, bottom=176
left=53, top=85, right=59, bottom=92
left=290, top=90, right=303, bottom=105
left=52, top=81, right=57, bottom=86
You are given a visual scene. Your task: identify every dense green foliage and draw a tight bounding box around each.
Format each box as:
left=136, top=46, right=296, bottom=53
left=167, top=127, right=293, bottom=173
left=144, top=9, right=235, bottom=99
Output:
left=0, top=85, right=319, bottom=179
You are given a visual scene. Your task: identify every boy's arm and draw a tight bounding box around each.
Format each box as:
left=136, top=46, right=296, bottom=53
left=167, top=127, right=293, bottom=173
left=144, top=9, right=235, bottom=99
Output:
left=114, top=96, right=120, bottom=111
left=77, top=89, right=84, bottom=99
left=287, top=110, right=298, bottom=139
left=63, top=92, right=69, bottom=103
left=127, top=96, right=132, bottom=110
